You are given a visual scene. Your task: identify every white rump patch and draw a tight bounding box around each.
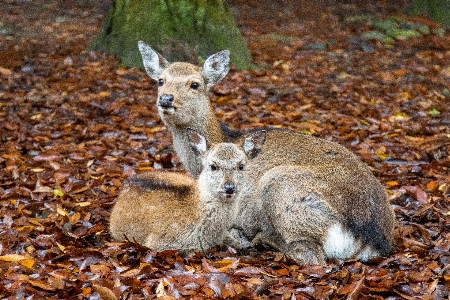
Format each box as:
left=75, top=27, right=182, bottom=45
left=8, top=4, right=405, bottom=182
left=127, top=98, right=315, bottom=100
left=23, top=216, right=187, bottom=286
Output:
left=324, top=223, right=359, bottom=260
left=357, top=245, right=379, bottom=261
left=144, top=233, right=158, bottom=248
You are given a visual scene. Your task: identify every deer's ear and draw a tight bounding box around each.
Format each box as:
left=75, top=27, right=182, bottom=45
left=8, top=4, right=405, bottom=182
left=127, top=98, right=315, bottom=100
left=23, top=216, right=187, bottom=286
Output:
left=202, top=50, right=230, bottom=90
left=242, top=130, right=266, bottom=159
left=138, top=41, right=170, bottom=80
left=187, top=128, right=209, bottom=157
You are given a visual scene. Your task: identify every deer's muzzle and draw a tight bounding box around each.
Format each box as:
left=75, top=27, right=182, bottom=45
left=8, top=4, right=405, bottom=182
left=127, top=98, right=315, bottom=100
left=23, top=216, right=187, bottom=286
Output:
left=159, top=94, right=174, bottom=108
left=223, top=182, right=236, bottom=197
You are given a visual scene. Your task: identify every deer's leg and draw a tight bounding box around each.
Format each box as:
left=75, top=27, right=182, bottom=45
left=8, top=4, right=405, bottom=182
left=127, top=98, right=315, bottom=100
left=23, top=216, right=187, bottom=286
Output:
left=259, top=167, right=338, bottom=265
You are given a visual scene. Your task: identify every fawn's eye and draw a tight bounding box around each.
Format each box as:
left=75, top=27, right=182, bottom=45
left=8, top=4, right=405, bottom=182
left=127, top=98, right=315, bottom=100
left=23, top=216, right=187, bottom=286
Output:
left=158, top=79, right=164, bottom=86
left=190, top=82, right=200, bottom=90
left=239, top=164, right=245, bottom=171
left=210, top=165, right=217, bottom=171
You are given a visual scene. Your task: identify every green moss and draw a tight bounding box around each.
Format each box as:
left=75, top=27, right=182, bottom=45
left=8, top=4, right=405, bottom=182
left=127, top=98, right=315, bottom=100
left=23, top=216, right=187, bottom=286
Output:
left=406, top=0, right=450, bottom=27
left=344, top=15, right=373, bottom=22
left=386, top=28, right=422, bottom=39
left=361, top=31, right=388, bottom=41
left=432, top=27, right=446, bottom=37
left=442, top=88, right=450, bottom=97
left=90, top=0, right=252, bottom=69
left=427, top=108, right=441, bottom=115
left=373, top=19, right=398, bottom=32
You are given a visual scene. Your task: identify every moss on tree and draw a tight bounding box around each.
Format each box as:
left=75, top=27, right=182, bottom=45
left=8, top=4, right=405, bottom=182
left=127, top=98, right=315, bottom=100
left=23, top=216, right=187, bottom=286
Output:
left=91, top=0, right=252, bottom=69
left=406, top=0, right=450, bottom=27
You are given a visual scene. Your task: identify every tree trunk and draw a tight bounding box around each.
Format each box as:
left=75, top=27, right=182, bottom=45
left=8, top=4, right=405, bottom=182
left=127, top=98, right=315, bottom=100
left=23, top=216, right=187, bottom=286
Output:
left=90, top=0, right=252, bottom=69
left=406, top=0, right=450, bottom=27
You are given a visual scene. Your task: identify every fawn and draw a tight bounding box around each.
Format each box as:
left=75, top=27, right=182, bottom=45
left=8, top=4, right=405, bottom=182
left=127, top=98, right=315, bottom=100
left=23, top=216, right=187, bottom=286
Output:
left=109, top=129, right=266, bottom=254
left=138, top=42, right=396, bottom=265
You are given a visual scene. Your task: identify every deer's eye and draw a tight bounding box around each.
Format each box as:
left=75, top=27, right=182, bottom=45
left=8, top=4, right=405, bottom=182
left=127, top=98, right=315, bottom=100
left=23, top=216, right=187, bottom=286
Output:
left=190, top=82, right=200, bottom=90
left=158, top=79, right=164, bottom=86
left=210, top=165, right=217, bottom=171
left=239, top=164, right=245, bottom=171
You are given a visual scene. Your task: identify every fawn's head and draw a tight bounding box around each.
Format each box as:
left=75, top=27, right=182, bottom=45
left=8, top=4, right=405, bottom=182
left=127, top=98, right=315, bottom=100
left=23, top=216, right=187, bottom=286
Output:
left=187, top=129, right=266, bottom=202
left=138, top=41, right=230, bottom=127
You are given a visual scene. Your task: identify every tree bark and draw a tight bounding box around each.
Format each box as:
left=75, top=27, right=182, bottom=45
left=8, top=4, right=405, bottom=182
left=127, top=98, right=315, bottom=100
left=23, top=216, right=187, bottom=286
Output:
left=91, top=0, right=252, bottom=69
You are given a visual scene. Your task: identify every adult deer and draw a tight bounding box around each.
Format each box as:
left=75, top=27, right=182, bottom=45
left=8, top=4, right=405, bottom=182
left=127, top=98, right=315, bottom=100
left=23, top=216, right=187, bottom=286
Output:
left=137, top=42, right=396, bottom=265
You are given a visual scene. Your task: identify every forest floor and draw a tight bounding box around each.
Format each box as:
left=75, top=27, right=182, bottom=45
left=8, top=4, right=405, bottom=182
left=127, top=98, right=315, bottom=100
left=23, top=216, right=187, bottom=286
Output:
left=1, top=0, right=450, bottom=299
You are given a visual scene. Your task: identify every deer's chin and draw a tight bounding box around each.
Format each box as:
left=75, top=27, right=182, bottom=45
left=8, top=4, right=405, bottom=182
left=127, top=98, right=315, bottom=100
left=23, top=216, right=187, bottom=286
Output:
left=158, top=106, right=176, bottom=115
left=219, top=193, right=236, bottom=202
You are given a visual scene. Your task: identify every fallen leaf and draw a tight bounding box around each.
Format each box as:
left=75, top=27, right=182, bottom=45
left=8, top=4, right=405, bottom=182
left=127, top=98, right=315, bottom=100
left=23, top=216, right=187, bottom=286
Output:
left=156, top=279, right=167, bottom=297
left=0, top=66, right=13, bottom=75
left=19, top=258, right=35, bottom=269
left=93, top=285, right=117, bottom=300
left=28, top=279, right=56, bottom=291
left=202, top=259, right=218, bottom=273
left=401, top=186, right=428, bottom=203
left=0, top=254, right=26, bottom=262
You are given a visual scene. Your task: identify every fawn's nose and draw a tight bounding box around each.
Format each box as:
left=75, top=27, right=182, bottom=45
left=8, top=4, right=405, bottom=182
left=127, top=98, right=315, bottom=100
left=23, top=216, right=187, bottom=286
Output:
left=159, top=94, right=174, bottom=108
left=224, top=182, right=236, bottom=195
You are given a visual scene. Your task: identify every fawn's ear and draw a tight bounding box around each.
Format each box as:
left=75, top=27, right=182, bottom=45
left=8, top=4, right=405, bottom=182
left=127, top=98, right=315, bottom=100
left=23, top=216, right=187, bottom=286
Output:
left=187, top=128, right=209, bottom=157
left=202, top=50, right=230, bottom=90
left=138, top=41, right=170, bottom=80
left=242, top=130, right=266, bottom=159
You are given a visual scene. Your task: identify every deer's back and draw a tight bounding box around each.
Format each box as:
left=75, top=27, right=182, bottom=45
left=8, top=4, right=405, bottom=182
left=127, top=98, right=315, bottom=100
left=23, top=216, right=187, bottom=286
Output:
left=110, top=171, right=201, bottom=245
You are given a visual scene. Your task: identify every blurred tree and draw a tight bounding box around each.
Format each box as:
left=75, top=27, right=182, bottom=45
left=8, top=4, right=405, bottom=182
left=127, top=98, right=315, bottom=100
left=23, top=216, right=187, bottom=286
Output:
left=406, top=0, right=450, bottom=26
left=91, top=0, right=252, bottom=69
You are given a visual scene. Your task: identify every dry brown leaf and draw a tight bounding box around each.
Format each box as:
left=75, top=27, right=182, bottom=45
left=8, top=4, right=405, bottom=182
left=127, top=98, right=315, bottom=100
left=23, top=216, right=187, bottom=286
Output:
left=28, top=279, right=57, bottom=291
left=93, top=284, right=118, bottom=300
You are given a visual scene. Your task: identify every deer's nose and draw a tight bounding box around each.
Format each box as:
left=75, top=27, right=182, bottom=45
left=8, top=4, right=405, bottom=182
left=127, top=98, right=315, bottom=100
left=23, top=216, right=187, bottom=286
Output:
left=159, top=94, right=174, bottom=108
left=224, top=182, right=236, bottom=195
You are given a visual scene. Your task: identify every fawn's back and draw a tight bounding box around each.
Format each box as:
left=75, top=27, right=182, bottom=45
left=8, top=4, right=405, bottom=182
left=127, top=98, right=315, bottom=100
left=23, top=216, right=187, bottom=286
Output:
left=109, top=171, right=200, bottom=246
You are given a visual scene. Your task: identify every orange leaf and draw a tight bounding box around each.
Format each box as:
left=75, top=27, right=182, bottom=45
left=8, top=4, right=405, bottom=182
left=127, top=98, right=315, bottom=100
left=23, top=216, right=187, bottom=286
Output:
left=426, top=181, right=439, bottom=191
left=386, top=181, right=399, bottom=187
left=216, top=259, right=239, bottom=272
left=90, top=264, right=110, bottom=277
left=275, top=268, right=290, bottom=276
left=17, top=226, right=35, bottom=233
left=20, top=258, right=35, bottom=269
left=0, top=254, right=28, bottom=262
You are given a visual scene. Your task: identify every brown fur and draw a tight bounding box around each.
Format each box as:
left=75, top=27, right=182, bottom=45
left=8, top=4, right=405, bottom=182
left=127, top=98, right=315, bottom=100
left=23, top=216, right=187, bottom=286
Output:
left=109, top=129, right=266, bottom=254
left=110, top=172, right=199, bottom=247
left=138, top=42, right=396, bottom=265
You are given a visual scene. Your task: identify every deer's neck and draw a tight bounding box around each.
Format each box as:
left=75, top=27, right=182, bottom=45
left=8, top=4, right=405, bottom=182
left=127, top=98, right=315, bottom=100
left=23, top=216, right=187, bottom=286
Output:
left=171, top=109, right=223, bottom=178
left=196, top=190, right=237, bottom=248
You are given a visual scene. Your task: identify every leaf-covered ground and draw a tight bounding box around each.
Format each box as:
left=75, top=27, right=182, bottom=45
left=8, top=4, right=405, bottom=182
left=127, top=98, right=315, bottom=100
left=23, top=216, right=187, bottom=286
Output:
left=1, top=0, right=449, bottom=299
